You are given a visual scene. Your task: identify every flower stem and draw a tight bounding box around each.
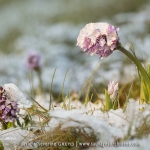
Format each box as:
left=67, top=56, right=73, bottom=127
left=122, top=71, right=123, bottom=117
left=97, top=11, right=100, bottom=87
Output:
left=117, top=43, right=150, bottom=85
left=35, top=68, right=43, bottom=95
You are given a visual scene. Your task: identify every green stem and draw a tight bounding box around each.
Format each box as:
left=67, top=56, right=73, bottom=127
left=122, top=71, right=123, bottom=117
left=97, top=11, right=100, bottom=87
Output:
left=117, top=43, right=150, bottom=85
left=36, top=68, right=43, bottom=95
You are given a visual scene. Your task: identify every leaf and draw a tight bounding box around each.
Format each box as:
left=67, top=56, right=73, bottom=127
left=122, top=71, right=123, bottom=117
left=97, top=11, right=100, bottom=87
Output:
left=24, top=114, right=31, bottom=127
left=105, top=89, right=113, bottom=111
left=16, top=119, right=22, bottom=127
left=0, top=140, right=4, bottom=150
left=140, top=64, right=150, bottom=104
left=140, top=76, right=150, bottom=103
left=7, top=122, right=14, bottom=129
left=112, top=99, right=118, bottom=110
left=123, top=82, right=133, bottom=112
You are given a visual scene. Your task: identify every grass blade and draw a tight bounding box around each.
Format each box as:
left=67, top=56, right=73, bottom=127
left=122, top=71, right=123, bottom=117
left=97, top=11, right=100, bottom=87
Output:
left=49, top=68, right=57, bottom=110
left=123, top=82, right=133, bottom=112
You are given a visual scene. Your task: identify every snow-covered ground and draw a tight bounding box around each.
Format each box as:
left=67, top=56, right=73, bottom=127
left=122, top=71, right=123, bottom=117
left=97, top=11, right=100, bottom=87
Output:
left=0, top=99, right=150, bottom=149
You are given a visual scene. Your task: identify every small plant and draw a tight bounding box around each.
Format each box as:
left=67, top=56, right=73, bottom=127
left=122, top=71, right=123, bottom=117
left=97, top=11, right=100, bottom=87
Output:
left=25, top=50, right=43, bottom=95
left=0, top=86, right=20, bottom=129
left=105, top=81, right=119, bottom=111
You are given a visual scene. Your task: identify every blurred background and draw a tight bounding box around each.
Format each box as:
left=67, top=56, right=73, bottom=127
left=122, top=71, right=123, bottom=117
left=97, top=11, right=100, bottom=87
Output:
left=0, top=0, right=150, bottom=97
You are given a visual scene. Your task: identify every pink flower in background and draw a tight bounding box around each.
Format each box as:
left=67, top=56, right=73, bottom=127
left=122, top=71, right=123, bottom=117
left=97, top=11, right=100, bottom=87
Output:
left=108, top=81, right=118, bottom=100
left=77, top=22, right=119, bottom=58
left=25, top=51, right=41, bottom=70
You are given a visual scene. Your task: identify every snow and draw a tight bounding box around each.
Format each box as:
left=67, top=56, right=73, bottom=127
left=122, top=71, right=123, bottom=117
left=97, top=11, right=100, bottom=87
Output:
left=48, top=109, right=123, bottom=142
left=0, top=99, right=150, bottom=149
left=0, top=128, right=31, bottom=150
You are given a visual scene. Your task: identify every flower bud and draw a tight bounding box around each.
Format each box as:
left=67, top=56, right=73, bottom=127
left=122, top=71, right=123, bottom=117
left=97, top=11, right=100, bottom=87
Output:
left=25, top=50, right=41, bottom=70
left=108, top=81, right=118, bottom=100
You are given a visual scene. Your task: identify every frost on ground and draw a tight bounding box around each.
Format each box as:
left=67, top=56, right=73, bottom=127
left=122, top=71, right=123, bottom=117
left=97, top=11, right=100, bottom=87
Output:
left=1, top=99, right=149, bottom=149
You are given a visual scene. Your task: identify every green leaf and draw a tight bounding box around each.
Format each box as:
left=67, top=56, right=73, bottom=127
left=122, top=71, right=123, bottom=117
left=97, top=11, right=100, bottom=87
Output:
left=16, top=119, right=22, bottom=127
left=7, top=122, right=14, bottom=129
left=112, top=99, right=118, bottom=110
left=105, top=89, right=113, bottom=111
left=24, top=114, right=31, bottom=127
left=123, top=82, right=133, bottom=112
left=0, top=140, right=4, bottom=150
left=146, top=63, right=150, bottom=75
left=140, top=64, right=150, bottom=104
left=140, top=76, right=150, bottom=103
